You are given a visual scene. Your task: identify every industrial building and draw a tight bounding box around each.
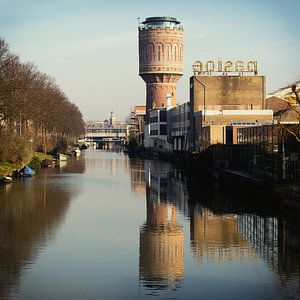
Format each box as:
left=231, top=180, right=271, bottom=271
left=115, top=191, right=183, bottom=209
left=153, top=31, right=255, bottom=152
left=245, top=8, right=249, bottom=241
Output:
left=143, top=60, right=273, bottom=152
left=189, top=62, right=273, bottom=150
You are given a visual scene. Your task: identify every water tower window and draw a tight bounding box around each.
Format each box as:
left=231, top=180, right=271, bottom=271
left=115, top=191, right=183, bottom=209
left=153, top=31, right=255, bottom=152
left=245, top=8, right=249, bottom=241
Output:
left=179, top=45, right=182, bottom=61
left=167, top=45, right=170, bottom=61
left=158, top=45, right=161, bottom=61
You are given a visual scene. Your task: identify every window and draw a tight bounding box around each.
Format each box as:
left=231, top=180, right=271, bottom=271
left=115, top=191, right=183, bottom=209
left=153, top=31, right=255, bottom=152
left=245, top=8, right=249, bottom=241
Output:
left=160, top=124, right=167, bottom=135
left=179, top=45, right=182, bottom=61
left=174, top=45, right=177, bottom=61
left=167, top=45, right=171, bottom=61
left=148, top=44, right=154, bottom=60
left=150, top=116, right=158, bottom=123
left=157, top=45, right=161, bottom=61
left=150, top=130, right=158, bottom=136
left=159, top=111, right=166, bottom=122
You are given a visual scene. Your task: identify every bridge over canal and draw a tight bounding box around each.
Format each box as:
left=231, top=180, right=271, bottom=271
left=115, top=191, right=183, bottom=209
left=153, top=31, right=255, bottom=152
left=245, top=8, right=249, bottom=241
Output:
left=85, top=118, right=129, bottom=149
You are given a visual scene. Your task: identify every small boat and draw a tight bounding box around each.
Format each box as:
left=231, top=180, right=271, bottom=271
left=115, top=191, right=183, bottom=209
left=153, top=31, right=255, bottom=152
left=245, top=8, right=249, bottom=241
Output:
left=41, top=159, right=56, bottom=168
left=72, top=148, right=81, bottom=157
left=58, top=153, right=68, bottom=161
left=58, top=160, right=67, bottom=168
left=19, top=165, right=35, bottom=177
left=0, top=175, right=12, bottom=183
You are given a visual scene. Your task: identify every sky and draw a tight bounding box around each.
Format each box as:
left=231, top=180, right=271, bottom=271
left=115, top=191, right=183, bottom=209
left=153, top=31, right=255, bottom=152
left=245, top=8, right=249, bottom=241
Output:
left=0, top=0, right=299, bottom=121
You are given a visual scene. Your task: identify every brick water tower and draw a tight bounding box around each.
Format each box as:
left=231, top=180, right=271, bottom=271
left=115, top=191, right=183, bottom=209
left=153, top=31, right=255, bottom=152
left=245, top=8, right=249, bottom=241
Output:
left=138, top=17, right=184, bottom=121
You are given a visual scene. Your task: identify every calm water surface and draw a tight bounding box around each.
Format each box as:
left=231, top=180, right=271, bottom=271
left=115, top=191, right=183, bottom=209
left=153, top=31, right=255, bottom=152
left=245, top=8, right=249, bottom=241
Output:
left=0, top=150, right=300, bottom=300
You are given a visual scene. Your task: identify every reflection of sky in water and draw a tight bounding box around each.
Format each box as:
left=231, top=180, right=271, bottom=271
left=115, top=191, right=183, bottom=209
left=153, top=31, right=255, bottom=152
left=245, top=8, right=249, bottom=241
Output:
left=0, top=150, right=299, bottom=299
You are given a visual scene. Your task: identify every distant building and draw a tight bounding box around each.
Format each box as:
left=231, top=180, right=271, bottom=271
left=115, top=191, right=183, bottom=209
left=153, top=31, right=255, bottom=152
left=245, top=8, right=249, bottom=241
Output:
left=144, top=108, right=170, bottom=150
left=128, top=106, right=146, bottom=144
left=266, top=95, right=290, bottom=113
left=266, top=95, right=300, bottom=124
left=268, top=80, right=300, bottom=102
left=144, top=102, right=191, bottom=152
left=109, top=111, right=115, bottom=127
left=170, top=102, right=190, bottom=151
left=85, top=114, right=129, bottom=149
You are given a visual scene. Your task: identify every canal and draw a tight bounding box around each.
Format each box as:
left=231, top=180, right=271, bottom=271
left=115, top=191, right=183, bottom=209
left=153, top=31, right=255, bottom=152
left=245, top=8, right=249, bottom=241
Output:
left=0, top=150, right=300, bottom=300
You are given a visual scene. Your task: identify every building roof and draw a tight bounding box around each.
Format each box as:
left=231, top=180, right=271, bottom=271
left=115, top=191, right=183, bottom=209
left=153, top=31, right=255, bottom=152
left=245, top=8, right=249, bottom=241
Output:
left=269, top=80, right=300, bottom=99
left=266, top=95, right=290, bottom=113
left=133, top=105, right=146, bottom=111
left=274, top=106, right=300, bottom=123
left=142, top=16, right=180, bottom=24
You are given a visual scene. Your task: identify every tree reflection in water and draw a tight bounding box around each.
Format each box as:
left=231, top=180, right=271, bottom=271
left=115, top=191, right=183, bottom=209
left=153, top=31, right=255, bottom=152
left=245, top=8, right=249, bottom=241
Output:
left=0, top=157, right=84, bottom=299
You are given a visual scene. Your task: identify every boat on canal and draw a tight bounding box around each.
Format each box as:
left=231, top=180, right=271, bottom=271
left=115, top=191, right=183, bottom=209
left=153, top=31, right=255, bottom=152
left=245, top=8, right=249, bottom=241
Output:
left=72, top=147, right=81, bottom=157
left=41, top=159, right=56, bottom=168
left=0, top=175, right=13, bottom=183
left=19, top=165, right=36, bottom=177
left=58, top=153, right=68, bottom=161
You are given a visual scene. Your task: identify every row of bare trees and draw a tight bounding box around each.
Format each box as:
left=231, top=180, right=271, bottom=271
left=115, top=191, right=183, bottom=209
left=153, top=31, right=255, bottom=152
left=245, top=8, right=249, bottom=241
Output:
left=0, top=38, right=85, bottom=165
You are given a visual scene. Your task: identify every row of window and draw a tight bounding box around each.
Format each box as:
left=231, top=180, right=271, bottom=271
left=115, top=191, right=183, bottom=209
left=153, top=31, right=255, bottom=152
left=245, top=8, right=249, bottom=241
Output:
left=149, top=111, right=167, bottom=123
left=149, top=116, right=158, bottom=123
left=87, top=129, right=127, bottom=133
left=150, top=125, right=167, bottom=136
left=237, top=125, right=277, bottom=146
left=140, top=43, right=183, bottom=62
left=171, top=113, right=190, bottom=123
left=140, top=21, right=181, bottom=30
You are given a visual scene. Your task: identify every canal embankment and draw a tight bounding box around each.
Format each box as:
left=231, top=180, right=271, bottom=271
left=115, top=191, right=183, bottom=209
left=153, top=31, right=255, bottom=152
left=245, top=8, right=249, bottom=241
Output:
left=127, top=145, right=300, bottom=217
left=0, top=152, right=52, bottom=177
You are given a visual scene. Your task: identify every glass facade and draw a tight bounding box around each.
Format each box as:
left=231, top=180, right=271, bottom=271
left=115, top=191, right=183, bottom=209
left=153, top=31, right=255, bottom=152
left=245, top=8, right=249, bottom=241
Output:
left=139, top=17, right=182, bottom=30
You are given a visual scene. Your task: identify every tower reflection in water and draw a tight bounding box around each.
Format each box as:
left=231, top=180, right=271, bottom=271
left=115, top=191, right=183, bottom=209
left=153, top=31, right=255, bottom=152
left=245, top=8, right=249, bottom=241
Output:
left=138, top=161, right=184, bottom=291
left=129, top=158, right=300, bottom=298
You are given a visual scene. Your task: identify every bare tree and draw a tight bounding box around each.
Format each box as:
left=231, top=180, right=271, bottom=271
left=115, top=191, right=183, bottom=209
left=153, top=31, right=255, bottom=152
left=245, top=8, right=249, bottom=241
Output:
left=277, top=82, right=300, bottom=142
left=0, top=38, right=85, bottom=164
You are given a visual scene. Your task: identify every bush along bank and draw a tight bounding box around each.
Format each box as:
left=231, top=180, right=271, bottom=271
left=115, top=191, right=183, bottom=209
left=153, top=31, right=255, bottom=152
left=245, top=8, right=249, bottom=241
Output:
left=0, top=152, right=53, bottom=177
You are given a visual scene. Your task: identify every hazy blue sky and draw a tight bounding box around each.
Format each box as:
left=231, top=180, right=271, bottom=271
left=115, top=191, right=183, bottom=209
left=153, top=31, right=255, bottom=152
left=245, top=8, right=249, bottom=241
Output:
left=1, top=0, right=299, bottom=120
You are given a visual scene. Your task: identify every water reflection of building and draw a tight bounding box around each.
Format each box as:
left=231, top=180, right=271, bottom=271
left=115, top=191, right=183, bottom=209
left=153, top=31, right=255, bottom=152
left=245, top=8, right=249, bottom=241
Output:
left=237, top=214, right=300, bottom=298
left=139, top=161, right=184, bottom=290
left=129, top=159, right=146, bottom=195
left=130, top=157, right=300, bottom=297
left=191, top=205, right=257, bottom=263
left=237, top=214, right=278, bottom=265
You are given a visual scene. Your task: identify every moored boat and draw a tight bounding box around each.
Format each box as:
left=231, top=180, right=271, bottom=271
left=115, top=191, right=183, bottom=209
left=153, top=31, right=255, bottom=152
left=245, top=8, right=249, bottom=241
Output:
left=41, top=159, right=56, bottom=168
left=0, top=175, right=12, bottom=183
left=58, top=153, right=68, bottom=161
left=72, top=148, right=81, bottom=157
left=19, top=165, right=35, bottom=177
